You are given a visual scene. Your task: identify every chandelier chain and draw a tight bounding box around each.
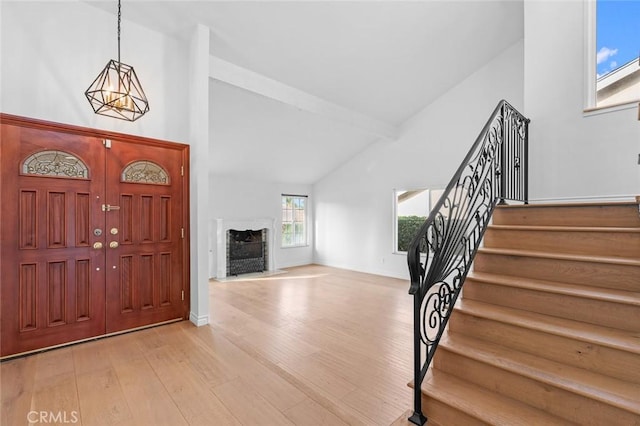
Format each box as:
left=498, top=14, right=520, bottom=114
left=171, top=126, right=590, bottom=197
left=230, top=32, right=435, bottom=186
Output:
left=117, top=0, right=121, bottom=64
left=84, top=0, right=149, bottom=121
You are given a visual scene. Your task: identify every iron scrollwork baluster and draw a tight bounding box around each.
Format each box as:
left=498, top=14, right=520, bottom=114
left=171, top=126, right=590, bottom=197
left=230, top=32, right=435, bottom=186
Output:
left=408, top=100, right=530, bottom=425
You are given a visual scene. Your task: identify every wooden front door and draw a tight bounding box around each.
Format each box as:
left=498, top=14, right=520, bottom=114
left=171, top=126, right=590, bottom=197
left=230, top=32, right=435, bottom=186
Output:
left=104, top=139, right=186, bottom=333
left=0, top=124, right=108, bottom=356
left=0, top=115, right=189, bottom=358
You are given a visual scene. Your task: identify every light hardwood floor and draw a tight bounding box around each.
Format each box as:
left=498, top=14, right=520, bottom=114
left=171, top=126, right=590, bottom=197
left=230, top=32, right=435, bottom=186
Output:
left=1, top=265, right=415, bottom=425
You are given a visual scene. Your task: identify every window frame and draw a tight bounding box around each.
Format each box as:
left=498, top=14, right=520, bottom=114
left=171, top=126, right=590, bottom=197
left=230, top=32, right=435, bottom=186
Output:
left=393, top=188, right=431, bottom=255
left=281, top=194, right=308, bottom=248
left=584, top=0, right=640, bottom=114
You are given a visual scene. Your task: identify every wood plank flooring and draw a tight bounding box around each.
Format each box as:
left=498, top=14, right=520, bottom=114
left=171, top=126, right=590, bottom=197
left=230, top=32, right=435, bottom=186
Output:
left=1, top=265, right=414, bottom=425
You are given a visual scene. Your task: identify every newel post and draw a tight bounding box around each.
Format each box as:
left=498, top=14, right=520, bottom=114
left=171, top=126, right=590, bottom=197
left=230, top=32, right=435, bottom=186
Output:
left=408, top=288, right=427, bottom=426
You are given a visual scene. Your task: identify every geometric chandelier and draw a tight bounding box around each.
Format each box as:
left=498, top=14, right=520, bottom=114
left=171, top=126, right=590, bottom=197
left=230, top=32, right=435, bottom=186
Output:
left=85, top=0, right=149, bottom=121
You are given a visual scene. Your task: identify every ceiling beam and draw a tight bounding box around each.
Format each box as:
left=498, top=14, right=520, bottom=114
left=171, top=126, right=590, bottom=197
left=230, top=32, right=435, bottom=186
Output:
left=209, top=55, right=399, bottom=141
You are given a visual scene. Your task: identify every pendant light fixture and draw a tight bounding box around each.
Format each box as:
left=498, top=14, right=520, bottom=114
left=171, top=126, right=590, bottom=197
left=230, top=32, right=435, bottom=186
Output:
left=85, top=0, right=149, bottom=121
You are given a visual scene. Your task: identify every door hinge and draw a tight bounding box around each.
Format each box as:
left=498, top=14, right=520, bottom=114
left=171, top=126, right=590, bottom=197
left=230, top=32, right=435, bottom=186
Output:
left=181, top=228, right=185, bottom=239
left=103, top=139, right=112, bottom=149
left=181, top=166, right=184, bottom=176
left=181, top=290, right=185, bottom=301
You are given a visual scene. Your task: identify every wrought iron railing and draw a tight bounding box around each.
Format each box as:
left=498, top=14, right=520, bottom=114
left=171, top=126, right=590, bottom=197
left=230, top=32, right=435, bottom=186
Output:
left=407, top=100, right=529, bottom=425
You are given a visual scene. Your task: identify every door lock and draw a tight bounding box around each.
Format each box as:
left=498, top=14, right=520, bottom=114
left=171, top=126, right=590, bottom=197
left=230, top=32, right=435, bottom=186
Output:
left=109, top=241, right=119, bottom=249
left=93, top=228, right=103, bottom=236
left=101, top=204, right=121, bottom=212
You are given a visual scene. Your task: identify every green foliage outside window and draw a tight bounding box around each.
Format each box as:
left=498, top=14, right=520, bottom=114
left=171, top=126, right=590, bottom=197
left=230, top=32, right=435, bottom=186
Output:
left=397, top=215, right=426, bottom=252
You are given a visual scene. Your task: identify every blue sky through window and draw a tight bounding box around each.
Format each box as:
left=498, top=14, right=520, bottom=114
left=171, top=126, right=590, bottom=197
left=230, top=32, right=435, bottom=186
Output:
left=596, top=0, right=640, bottom=78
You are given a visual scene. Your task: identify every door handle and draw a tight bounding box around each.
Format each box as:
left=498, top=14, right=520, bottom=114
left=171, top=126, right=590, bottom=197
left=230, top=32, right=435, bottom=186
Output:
left=101, top=204, right=121, bottom=212
left=93, top=242, right=103, bottom=250
left=109, top=241, right=119, bottom=249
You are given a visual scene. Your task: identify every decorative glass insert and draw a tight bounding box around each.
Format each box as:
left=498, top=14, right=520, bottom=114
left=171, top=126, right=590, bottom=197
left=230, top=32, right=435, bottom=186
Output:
left=22, top=150, right=89, bottom=179
left=121, top=160, right=169, bottom=185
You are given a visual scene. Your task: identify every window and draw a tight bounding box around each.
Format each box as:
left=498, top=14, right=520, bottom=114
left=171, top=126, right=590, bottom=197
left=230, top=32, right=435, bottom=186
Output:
left=22, top=150, right=89, bottom=179
left=586, top=0, right=640, bottom=110
left=281, top=195, right=307, bottom=247
left=394, top=188, right=444, bottom=253
left=121, top=160, right=169, bottom=185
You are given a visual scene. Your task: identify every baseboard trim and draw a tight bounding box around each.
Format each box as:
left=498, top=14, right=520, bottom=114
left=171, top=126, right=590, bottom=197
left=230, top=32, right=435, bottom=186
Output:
left=189, top=312, right=209, bottom=327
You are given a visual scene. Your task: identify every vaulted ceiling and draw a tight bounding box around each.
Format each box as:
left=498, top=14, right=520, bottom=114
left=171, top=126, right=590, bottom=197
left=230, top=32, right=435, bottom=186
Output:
left=87, top=1, right=524, bottom=184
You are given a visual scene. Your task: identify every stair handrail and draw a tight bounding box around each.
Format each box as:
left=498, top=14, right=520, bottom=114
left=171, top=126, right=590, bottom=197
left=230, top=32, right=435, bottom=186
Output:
left=407, top=100, right=530, bottom=425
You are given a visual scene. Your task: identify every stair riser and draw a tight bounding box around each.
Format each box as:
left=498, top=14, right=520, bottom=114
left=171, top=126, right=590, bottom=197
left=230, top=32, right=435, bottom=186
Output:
left=473, top=252, right=640, bottom=292
left=463, top=280, right=640, bottom=332
left=449, top=311, right=640, bottom=383
left=483, top=228, right=640, bottom=258
left=492, top=205, right=640, bottom=227
left=434, top=349, right=640, bottom=425
left=420, top=396, right=488, bottom=426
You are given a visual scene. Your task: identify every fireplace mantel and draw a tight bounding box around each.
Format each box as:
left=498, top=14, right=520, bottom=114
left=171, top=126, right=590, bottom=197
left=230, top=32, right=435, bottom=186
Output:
left=215, top=218, right=275, bottom=278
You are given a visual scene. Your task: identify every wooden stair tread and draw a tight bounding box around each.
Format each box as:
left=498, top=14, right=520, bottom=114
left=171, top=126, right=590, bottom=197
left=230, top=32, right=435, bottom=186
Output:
left=492, top=201, right=640, bottom=228
left=467, top=272, right=640, bottom=307
left=497, top=201, right=639, bottom=209
left=440, top=333, right=640, bottom=414
left=415, top=369, right=576, bottom=426
left=455, top=298, right=640, bottom=355
left=488, top=224, right=640, bottom=233
left=478, top=247, right=640, bottom=266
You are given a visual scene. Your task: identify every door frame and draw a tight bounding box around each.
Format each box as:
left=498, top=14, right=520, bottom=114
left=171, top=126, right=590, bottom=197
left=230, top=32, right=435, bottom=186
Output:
left=0, top=113, right=191, bottom=357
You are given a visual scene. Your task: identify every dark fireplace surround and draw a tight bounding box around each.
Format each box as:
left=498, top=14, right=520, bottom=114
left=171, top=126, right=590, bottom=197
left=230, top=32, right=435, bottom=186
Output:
left=226, top=229, right=268, bottom=276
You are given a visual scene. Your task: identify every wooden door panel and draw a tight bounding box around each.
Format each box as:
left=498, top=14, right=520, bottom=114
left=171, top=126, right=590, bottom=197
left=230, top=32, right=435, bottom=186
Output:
left=19, top=189, right=38, bottom=250
left=105, top=140, right=185, bottom=333
left=1, top=123, right=106, bottom=357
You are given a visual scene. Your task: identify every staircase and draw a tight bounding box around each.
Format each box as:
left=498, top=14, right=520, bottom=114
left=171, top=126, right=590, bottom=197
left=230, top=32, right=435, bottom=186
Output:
left=412, top=201, right=640, bottom=425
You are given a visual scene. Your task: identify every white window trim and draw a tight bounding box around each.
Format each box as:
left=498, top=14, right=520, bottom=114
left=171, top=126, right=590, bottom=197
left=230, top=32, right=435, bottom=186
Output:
left=392, top=189, right=401, bottom=254
left=584, top=0, right=597, bottom=111
left=281, top=194, right=309, bottom=249
left=583, top=0, right=640, bottom=115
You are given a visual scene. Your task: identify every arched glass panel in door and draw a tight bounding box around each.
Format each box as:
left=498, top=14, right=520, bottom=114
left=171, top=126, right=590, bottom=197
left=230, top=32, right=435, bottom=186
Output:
left=121, top=160, right=170, bottom=185
left=22, top=150, right=89, bottom=179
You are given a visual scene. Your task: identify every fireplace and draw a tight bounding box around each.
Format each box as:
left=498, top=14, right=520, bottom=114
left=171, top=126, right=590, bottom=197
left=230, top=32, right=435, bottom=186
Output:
left=215, top=218, right=275, bottom=279
left=227, top=229, right=268, bottom=276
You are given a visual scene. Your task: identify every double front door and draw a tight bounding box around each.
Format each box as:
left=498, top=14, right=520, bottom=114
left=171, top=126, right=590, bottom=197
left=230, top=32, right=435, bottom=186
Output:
left=0, top=116, right=189, bottom=357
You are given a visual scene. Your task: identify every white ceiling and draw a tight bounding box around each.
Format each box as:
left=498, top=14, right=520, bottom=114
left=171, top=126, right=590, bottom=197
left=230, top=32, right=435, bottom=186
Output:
left=87, top=1, right=524, bottom=184
left=209, top=79, right=376, bottom=183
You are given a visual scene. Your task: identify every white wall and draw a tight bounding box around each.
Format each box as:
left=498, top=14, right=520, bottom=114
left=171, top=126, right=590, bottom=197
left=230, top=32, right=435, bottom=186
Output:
left=524, top=0, right=640, bottom=201
left=313, top=40, right=525, bottom=279
left=208, top=174, right=313, bottom=278
left=1, top=1, right=189, bottom=142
